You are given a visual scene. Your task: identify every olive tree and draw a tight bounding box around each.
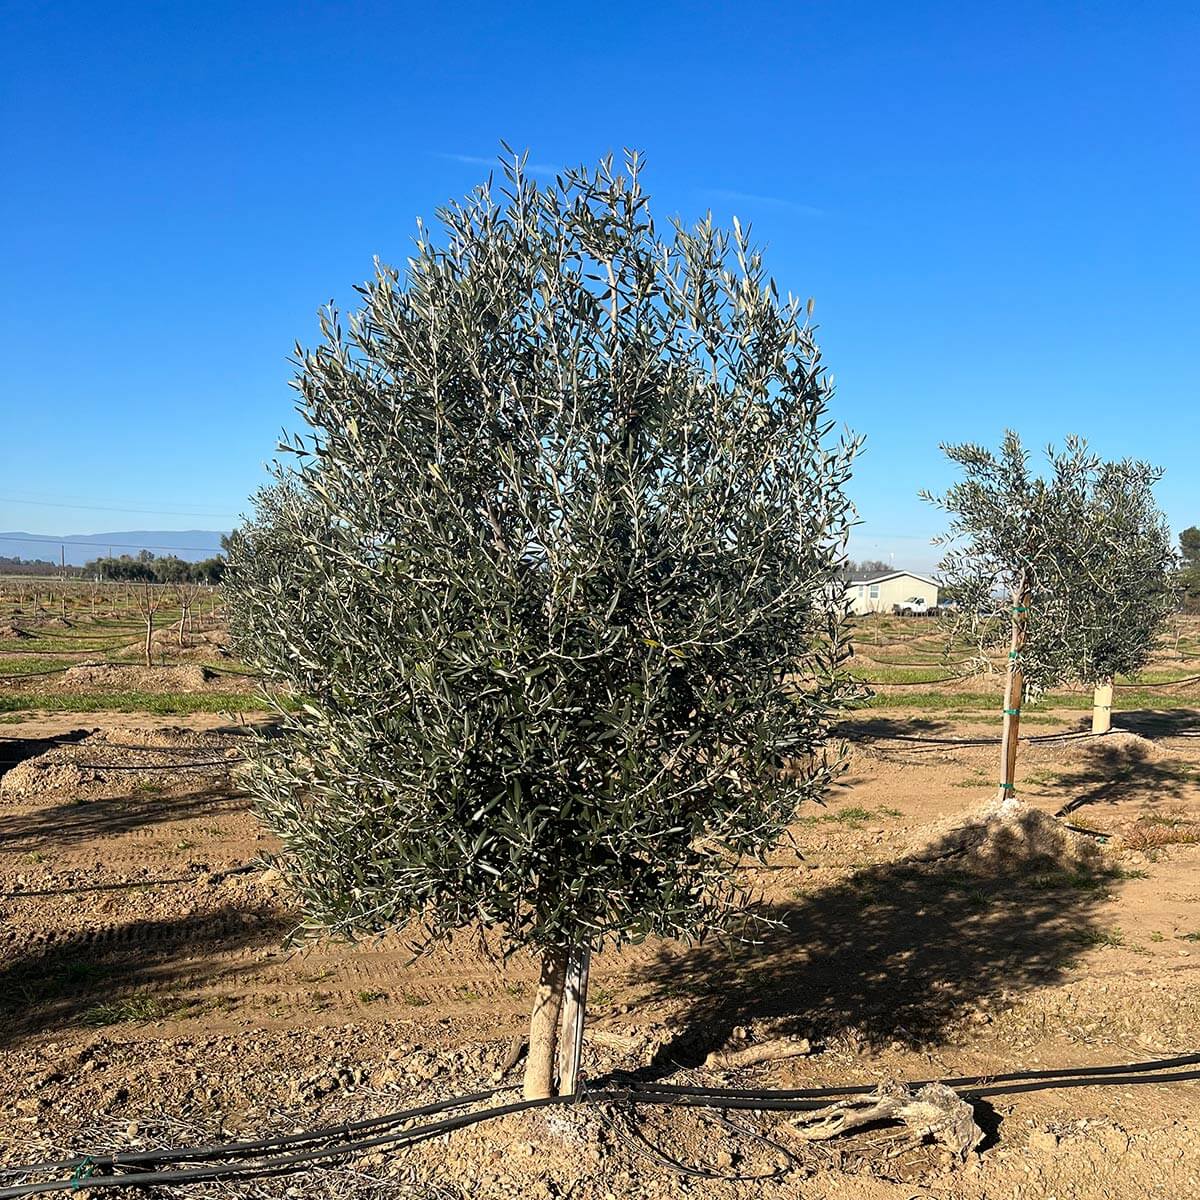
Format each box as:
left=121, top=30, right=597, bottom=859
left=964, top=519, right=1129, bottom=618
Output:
left=224, top=151, right=859, bottom=1099
left=925, top=432, right=1176, bottom=793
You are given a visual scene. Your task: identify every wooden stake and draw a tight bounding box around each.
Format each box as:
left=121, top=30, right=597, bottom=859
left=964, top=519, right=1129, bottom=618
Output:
left=998, top=576, right=1030, bottom=802
left=556, top=945, right=592, bottom=1096
left=1091, top=680, right=1114, bottom=734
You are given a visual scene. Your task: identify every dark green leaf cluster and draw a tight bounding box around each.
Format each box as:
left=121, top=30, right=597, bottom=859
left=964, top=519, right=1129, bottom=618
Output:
left=1179, top=527, right=1200, bottom=613
left=924, top=432, right=1178, bottom=689
left=224, top=151, right=859, bottom=955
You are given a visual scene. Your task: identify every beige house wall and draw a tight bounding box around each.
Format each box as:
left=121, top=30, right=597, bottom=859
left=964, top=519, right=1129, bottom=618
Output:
left=845, top=573, right=939, bottom=616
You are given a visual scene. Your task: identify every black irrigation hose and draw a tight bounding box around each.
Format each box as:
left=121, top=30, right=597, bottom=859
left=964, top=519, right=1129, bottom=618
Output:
left=4, top=1054, right=1199, bottom=1196
left=602, top=1101, right=798, bottom=1181
left=1113, top=674, right=1200, bottom=689
left=0, top=1087, right=509, bottom=1179
left=848, top=727, right=1101, bottom=750
left=0, top=733, right=254, bottom=750
left=1, top=663, right=257, bottom=681
left=858, top=675, right=960, bottom=687
left=0, top=1095, right=558, bottom=1198
left=41, top=758, right=240, bottom=771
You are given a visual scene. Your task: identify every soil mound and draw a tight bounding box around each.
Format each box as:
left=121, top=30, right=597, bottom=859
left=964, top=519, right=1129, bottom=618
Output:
left=909, top=797, right=1102, bottom=874
left=0, top=624, right=32, bottom=640
left=60, top=662, right=216, bottom=691
left=1, top=726, right=243, bottom=800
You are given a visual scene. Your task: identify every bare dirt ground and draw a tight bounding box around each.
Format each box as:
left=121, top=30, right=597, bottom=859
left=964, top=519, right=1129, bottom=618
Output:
left=2, top=703, right=1200, bottom=1198
left=3, top=602, right=1200, bottom=1197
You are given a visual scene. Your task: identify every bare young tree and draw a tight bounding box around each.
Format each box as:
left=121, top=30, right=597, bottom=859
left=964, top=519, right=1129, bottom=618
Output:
left=225, top=151, right=859, bottom=1100
left=133, top=581, right=168, bottom=668
left=174, top=580, right=203, bottom=647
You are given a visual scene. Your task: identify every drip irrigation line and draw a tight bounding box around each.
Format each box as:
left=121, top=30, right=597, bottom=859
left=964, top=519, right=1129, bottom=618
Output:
left=602, top=1100, right=797, bottom=1181
left=0, top=733, right=254, bottom=751
left=0, top=645, right=137, bottom=657
left=847, top=727, right=1101, bottom=750
left=858, top=675, right=961, bottom=687
left=0, top=1095, right=557, bottom=1197
left=0, top=1087, right=508, bottom=1178
left=1113, top=674, right=1200, bottom=689
left=3, top=1054, right=1198, bottom=1196
left=50, top=758, right=240, bottom=771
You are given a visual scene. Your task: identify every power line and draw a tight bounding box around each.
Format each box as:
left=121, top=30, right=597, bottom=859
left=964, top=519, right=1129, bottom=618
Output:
left=0, top=496, right=240, bottom=520
left=0, top=535, right=226, bottom=555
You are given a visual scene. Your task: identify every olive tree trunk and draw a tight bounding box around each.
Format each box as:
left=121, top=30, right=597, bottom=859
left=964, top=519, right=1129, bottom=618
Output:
left=1091, top=679, right=1114, bottom=734
left=523, top=947, right=570, bottom=1099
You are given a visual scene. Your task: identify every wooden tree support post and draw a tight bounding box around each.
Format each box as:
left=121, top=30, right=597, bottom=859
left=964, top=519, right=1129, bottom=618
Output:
left=998, top=577, right=1030, bottom=802
left=556, top=945, right=591, bottom=1096
left=1091, top=680, right=1114, bottom=734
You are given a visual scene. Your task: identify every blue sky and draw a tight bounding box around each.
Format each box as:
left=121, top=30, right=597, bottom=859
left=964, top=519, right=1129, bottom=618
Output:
left=2, top=0, right=1196, bottom=570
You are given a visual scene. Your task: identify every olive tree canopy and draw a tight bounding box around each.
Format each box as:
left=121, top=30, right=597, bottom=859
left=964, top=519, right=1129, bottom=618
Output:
left=225, top=151, right=858, bottom=1096
left=924, top=431, right=1177, bottom=779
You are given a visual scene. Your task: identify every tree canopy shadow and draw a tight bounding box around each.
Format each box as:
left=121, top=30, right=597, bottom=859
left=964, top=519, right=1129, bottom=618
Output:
left=0, top=729, right=90, bottom=783
left=638, top=807, right=1112, bottom=1072
left=834, top=715, right=953, bottom=743
left=0, top=903, right=292, bottom=1047
left=1112, top=708, right=1200, bottom=739
left=0, top=783, right=246, bottom=852
left=1048, top=740, right=1199, bottom=817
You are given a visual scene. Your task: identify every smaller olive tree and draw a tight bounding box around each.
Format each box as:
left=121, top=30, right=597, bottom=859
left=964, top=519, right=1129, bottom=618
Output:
left=924, top=433, right=1176, bottom=794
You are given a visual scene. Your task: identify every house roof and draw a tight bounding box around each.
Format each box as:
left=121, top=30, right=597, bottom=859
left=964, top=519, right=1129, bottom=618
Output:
left=844, top=570, right=938, bottom=586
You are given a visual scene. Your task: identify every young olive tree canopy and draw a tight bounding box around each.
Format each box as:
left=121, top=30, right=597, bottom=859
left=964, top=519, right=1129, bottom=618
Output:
left=224, top=150, right=858, bottom=975
left=924, top=431, right=1177, bottom=691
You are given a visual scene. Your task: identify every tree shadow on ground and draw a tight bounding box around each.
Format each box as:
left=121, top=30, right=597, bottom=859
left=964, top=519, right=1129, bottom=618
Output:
left=0, top=903, right=292, bottom=1048
left=834, top=716, right=953, bottom=743
left=1045, top=740, right=1199, bottom=817
left=0, top=783, right=246, bottom=852
left=638, top=808, right=1112, bottom=1073
left=0, top=729, right=90, bottom=783
left=1113, top=709, right=1200, bottom=738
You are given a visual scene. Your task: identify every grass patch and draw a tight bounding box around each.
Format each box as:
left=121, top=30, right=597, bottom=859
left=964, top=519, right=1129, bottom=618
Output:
left=1030, top=866, right=1144, bottom=894
left=1074, top=926, right=1125, bottom=949
left=852, top=666, right=966, bottom=685
left=799, top=804, right=899, bottom=828
left=952, top=769, right=991, bottom=788
left=83, top=993, right=184, bottom=1026
left=1123, top=815, right=1200, bottom=851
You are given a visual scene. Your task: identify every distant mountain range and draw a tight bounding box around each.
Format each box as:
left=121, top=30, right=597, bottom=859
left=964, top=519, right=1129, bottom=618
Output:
left=0, top=530, right=228, bottom=566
